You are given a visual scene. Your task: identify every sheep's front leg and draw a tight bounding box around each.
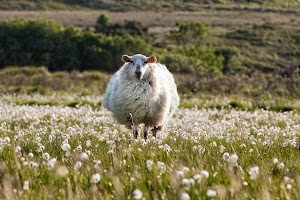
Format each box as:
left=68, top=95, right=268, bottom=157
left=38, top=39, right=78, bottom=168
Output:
left=144, top=127, right=149, bottom=139
left=133, top=125, right=139, bottom=139
left=129, top=113, right=138, bottom=139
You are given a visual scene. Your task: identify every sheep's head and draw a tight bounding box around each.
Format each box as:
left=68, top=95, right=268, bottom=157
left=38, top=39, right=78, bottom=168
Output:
left=122, top=54, right=157, bottom=80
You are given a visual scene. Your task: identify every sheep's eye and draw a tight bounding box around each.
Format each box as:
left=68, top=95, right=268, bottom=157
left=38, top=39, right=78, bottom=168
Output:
left=143, top=60, right=148, bottom=64
left=129, top=60, right=133, bottom=64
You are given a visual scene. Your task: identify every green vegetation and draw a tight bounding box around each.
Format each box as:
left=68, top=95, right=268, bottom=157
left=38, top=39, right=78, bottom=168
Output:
left=0, top=2, right=299, bottom=199
left=95, top=14, right=148, bottom=37
left=219, top=23, right=300, bottom=73
left=0, top=95, right=300, bottom=199
left=1, top=12, right=299, bottom=75
left=1, top=67, right=299, bottom=112
left=0, top=18, right=227, bottom=74
left=0, top=19, right=154, bottom=72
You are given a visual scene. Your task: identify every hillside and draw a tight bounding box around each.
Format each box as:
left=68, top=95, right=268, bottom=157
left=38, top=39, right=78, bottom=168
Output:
left=0, top=7, right=299, bottom=75
left=1, top=0, right=300, bottom=11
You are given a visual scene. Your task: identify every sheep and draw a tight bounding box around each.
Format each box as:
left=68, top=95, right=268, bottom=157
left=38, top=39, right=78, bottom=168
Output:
left=103, top=54, right=180, bottom=139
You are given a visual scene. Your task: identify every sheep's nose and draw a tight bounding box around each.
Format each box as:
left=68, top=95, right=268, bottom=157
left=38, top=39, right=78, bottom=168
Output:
left=135, top=71, right=142, bottom=79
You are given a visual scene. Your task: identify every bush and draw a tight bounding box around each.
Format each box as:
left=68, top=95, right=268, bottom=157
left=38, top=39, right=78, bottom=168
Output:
left=168, top=22, right=210, bottom=47
left=0, top=18, right=227, bottom=75
left=95, top=13, right=148, bottom=37
left=0, top=19, right=153, bottom=72
left=215, top=47, right=244, bottom=74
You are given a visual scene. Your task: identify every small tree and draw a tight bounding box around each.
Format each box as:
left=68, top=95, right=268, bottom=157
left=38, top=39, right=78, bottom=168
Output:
left=95, top=13, right=111, bottom=33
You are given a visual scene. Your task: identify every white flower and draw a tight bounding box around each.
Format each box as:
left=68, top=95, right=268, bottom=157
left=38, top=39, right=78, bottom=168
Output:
left=37, top=144, right=45, bottom=152
left=107, top=149, right=113, bottom=154
left=248, top=166, right=259, bottom=180
left=188, top=178, right=195, bottom=186
left=176, top=170, right=185, bottom=179
left=47, top=158, right=57, bottom=170
left=61, top=143, right=71, bottom=151
left=94, top=160, right=101, bottom=168
left=28, top=153, right=34, bottom=159
left=200, top=170, right=209, bottom=178
left=23, top=181, right=29, bottom=191
left=273, top=158, right=279, bottom=164
left=146, top=160, right=153, bottom=171
left=65, top=151, right=71, bottom=157
left=286, top=184, right=292, bottom=190
left=80, top=152, right=89, bottom=161
left=74, top=161, right=82, bottom=171
left=91, top=173, right=101, bottom=183
left=193, top=174, right=202, bottom=183
left=56, top=166, right=68, bottom=177
left=243, top=181, right=248, bottom=186
left=181, top=192, right=190, bottom=200
left=29, top=161, right=38, bottom=169
left=3, top=136, right=10, bottom=143
left=42, top=152, right=50, bottom=160
left=15, top=146, right=21, bottom=153
left=133, top=189, right=143, bottom=199
left=182, top=178, right=190, bottom=186
left=181, top=166, right=190, bottom=173
left=76, top=145, right=82, bottom=151
left=229, top=153, right=238, bottom=164
left=86, top=140, right=92, bottom=147
left=207, top=189, right=217, bottom=197
left=163, top=144, right=172, bottom=152
left=277, top=162, right=284, bottom=169
left=222, top=152, right=230, bottom=161
left=283, top=176, right=290, bottom=184
left=157, top=161, right=166, bottom=174
left=219, top=145, right=226, bottom=153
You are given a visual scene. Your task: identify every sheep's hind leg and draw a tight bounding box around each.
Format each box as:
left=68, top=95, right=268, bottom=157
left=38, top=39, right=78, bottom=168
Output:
left=152, top=126, right=161, bottom=138
left=144, top=127, right=149, bottom=139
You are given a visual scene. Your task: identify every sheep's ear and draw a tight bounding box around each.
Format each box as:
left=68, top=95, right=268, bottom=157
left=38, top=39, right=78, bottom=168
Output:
left=147, top=56, right=157, bottom=63
left=121, top=55, right=132, bottom=63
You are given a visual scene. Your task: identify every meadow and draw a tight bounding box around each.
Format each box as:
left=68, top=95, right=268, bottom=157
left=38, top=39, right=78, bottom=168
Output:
left=0, top=1, right=300, bottom=199
left=0, top=93, right=300, bottom=199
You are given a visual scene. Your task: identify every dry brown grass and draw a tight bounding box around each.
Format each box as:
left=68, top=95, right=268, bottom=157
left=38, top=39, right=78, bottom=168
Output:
left=0, top=8, right=299, bottom=34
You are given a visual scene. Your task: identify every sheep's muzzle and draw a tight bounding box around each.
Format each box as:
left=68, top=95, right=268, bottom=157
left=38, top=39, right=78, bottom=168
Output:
left=135, top=71, right=142, bottom=79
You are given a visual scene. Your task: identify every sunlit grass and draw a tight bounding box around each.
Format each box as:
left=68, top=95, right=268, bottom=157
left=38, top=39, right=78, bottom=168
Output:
left=0, top=95, right=299, bottom=199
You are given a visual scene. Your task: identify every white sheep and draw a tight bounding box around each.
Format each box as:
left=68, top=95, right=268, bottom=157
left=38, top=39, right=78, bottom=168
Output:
left=103, top=54, right=180, bottom=139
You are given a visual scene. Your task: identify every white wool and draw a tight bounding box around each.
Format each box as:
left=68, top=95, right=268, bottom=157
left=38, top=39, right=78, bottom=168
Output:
left=103, top=54, right=179, bottom=136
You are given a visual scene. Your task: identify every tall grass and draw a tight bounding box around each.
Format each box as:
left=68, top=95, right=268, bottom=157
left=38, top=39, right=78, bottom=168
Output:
left=0, top=95, right=299, bottom=199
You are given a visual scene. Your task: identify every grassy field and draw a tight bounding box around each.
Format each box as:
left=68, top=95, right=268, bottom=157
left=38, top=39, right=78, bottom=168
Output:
left=0, top=93, right=300, bottom=199
left=0, top=67, right=299, bottom=111
left=0, top=2, right=300, bottom=198
left=0, top=67, right=299, bottom=198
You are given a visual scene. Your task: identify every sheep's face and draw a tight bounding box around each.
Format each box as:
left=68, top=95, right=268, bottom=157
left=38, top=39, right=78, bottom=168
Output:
left=122, top=54, right=157, bottom=80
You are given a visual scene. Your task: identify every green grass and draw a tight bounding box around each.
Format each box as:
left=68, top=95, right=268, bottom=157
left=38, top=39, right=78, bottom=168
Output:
left=1, top=67, right=299, bottom=113
left=0, top=95, right=300, bottom=199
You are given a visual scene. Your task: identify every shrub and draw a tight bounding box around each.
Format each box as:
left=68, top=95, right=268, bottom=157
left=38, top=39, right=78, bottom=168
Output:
left=0, top=19, right=153, bottom=72
left=168, top=22, right=210, bottom=47
left=95, top=13, right=148, bottom=37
